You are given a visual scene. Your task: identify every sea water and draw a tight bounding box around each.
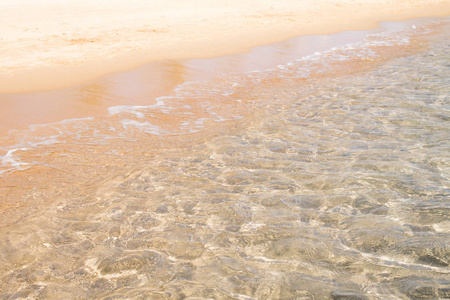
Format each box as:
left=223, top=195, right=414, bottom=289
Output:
left=0, top=17, right=449, bottom=299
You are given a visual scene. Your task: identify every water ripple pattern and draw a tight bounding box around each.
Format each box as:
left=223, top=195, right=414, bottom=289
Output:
left=0, top=18, right=449, bottom=299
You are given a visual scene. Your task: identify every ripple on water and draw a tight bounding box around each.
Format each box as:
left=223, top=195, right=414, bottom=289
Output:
left=0, top=18, right=449, bottom=299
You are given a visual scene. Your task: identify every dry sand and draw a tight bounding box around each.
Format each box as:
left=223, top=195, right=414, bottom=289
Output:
left=0, top=0, right=449, bottom=94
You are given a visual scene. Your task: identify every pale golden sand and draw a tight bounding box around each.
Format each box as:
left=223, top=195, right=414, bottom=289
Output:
left=1, top=0, right=449, bottom=94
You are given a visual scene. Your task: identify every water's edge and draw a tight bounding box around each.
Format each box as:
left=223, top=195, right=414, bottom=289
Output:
left=0, top=17, right=449, bottom=299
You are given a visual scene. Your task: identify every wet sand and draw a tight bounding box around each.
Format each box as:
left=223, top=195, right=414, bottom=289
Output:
left=0, top=0, right=449, bottom=136
left=1, top=0, right=449, bottom=95
left=0, top=27, right=381, bottom=136
left=0, top=17, right=449, bottom=298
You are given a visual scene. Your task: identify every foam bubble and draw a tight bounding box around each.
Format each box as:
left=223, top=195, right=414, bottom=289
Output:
left=120, top=119, right=166, bottom=135
left=0, top=148, right=30, bottom=175
left=2, top=148, right=27, bottom=164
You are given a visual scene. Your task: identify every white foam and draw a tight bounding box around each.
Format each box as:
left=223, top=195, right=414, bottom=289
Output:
left=28, top=117, right=95, bottom=130
left=0, top=148, right=31, bottom=175
left=0, top=17, right=442, bottom=179
left=120, top=119, right=166, bottom=135
left=273, top=22, right=423, bottom=75
left=108, top=98, right=168, bottom=116
left=194, top=118, right=208, bottom=125
left=108, top=105, right=148, bottom=117
left=1, top=148, right=29, bottom=167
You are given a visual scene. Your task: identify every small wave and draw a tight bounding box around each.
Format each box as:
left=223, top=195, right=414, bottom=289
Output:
left=0, top=17, right=447, bottom=177
left=120, top=119, right=166, bottom=135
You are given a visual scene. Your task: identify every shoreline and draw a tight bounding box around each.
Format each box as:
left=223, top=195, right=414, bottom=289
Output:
left=0, top=14, right=448, bottom=298
left=0, top=17, right=441, bottom=136
left=1, top=0, right=449, bottom=94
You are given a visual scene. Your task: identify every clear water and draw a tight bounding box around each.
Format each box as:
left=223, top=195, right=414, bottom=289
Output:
left=0, top=18, right=449, bottom=299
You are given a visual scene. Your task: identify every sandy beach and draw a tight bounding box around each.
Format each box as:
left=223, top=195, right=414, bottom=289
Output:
left=1, top=0, right=450, bottom=298
left=1, top=0, right=449, bottom=94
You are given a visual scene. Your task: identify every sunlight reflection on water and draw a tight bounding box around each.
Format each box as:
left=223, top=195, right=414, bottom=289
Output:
left=0, top=17, right=449, bottom=299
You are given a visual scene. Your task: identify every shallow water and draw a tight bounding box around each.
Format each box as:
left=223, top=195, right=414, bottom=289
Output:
left=0, top=18, right=449, bottom=299
left=0, top=19, right=415, bottom=136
